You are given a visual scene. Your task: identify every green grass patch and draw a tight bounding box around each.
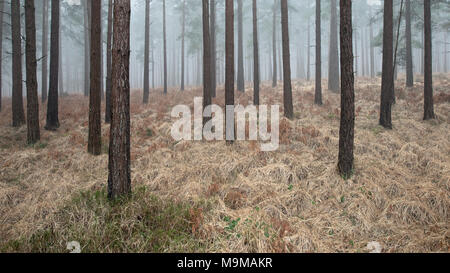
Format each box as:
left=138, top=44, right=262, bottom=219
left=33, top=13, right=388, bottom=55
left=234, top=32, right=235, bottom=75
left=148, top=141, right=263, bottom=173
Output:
left=1, top=186, right=210, bottom=253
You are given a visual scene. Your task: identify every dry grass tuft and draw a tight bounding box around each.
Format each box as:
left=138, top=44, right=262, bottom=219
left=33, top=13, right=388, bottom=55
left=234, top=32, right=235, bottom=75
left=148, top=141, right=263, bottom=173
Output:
left=0, top=75, right=449, bottom=253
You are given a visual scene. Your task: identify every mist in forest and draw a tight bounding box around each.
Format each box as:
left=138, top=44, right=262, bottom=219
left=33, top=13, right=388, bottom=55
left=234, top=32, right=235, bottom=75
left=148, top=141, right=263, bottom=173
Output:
left=1, top=0, right=448, bottom=97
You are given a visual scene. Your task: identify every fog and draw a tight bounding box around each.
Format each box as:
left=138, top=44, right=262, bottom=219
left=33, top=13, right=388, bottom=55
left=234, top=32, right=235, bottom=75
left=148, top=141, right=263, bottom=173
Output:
left=0, top=0, right=448, bottom=97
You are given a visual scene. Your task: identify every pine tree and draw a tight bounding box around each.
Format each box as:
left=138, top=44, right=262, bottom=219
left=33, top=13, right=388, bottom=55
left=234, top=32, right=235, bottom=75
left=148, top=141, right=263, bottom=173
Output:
left=88, top=0, right=102, bottom=155
left=108, top=0, right=132, bottom=199
left=25, top=0, right=41, bottom=144
left=379, top=0, right=394, bottom=129
left=423, top=0, right=435, bottom=120
left=280, top=0, right=293, bottom=119
left=11, top=0, right=26, bottom=127
left=338, top=0, right=355, bottom=178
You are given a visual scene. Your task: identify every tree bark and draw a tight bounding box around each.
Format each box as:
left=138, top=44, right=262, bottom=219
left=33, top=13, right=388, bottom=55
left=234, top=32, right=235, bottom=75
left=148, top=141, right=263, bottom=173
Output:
left=328, top=0, right=339, bottom=92
left=272, top=0, right=277, bottom=87
left=82, top=0, right=90, bottom=97
left=379, top=0, right=393, bottom=129
left=0, top=0, right=3, bottom=112
left=252, top=0, right=260, bottom=106
left=338, top=0, right=355, bottom=178
left=210, top=0, right=216, bottom=97
left=143, top=0, right=150, bottom=104
left=11, top=0, right=26, bottom=127
left=237, top=0, right=244, bottom=92
left=225, top=0, right=234, bottom=142
left=181, top=0, right=185, bottom=91
left=25, top=0, right=41, bottom=144
left=369, top=8, right=375, bottom=78
left=307, top=17, right=311, bottom=81
left=108, top=0, right=132, bottom=200
left=163, top=0, right=167, bottom=94
left=280, top=0, right=293, bottom=120
left=88, top=0, right=102, bottom=155
left=405, top=0, right=414, bottom=87
left=105, top=0, right=113, bottom=123
left=423, top=0, right=435, bottom=120
left=202, top=0, right=212, bottom=127
left=315, top=0, right=322, bottom=105
left=41, top=0, right=49, bottom=102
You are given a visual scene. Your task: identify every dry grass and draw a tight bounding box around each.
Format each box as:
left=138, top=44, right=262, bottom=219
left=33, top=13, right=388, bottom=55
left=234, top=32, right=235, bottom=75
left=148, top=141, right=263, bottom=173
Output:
left=0, top=74, right=449, bottom=253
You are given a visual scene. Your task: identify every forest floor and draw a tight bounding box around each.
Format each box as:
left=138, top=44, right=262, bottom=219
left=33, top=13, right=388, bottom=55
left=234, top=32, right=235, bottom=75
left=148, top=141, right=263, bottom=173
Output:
left=0, top=75, right=449, bottom=253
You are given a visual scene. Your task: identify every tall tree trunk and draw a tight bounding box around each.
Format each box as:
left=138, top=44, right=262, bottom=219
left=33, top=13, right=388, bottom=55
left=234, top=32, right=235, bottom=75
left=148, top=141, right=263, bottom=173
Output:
left=0, top=0, right=3, bottom=112
left=328, top=0, right=339, bottom=92
left=307, top=17, right=311, bottom=81
left=280, top=0, right=293, bottom=119
left=88, top=0, right=102, bottom=155
left=237, top=0, right=244, bottom=92
left=58, top=30, right=64, bottom=95
left=405, top=0, right=414, bottom=87
left=163, top=0, right=167, bottom=94
left=338, top=0, right=355, bottom=178
left=143, top=0, right=150, bottom=104
left=11, top=0, right=26, bottom=127
left=210, top=0, right=216, bottom=97
left=361, top=27, right=365, bottom=77
left=105, top=0, right=113, bottom=123
left=315, top=0, right=322, bottom=105
left=379, top=0, right=393, bottom=129
left=369, top=9, right=375, bottom=78
left=25, top=0, right=40, bottom=144
left=45, top=0, right=60, bottom=131
left=272, top=0, right=277, bottom=87
left=41, top=0, right=49, bottom=102
left=252, top=0, right=260, bottom=106
left=82, top=0, right=90, bottom=97
left=181, top=0, right=185, bottom=91
left=202, top=0, right=212, bottom=127
left=225, top=0, right=234, bottom=142
left=108, top=0, right=131, bottom=200
left=152, top=39, right=155, bottom=89
left=423, top=0, right=435, bottom=120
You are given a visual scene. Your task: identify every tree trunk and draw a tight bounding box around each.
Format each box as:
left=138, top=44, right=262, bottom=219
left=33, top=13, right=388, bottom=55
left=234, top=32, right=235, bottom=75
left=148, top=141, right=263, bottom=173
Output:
left=25, top=0, right=40, bottom=144
left=58, top=30, right=64, bottom=96
left=0, top=0, right=3, bottom=112
left=225, top=0, right=234, bottom=142
left=143, top=0, right=150, bottom=103
left=11, top=0, right=26, bottom=127
left=423, top=0, right=435, bottom=120
left=354, top=29, right=359, bottom=76
left=41, top=0, right=49, bottom=102
left=82, top=0, right=90, bottom=97
left=181, top=0, right=185, bottom=91
left=106, top=0, right=113, bottom=123
left=361, top=27, right=365, bottom=77
left=252, top=0, right=260, bottom=106
left=307, top=17, right=311, bottom=81
left=108, top=0, right=131, bottom=200
left=379, top=0, right=393, bottom=129
left=328, top=0, right=339, bottom=92
left=280, top=0, right=293, bottom=120
left=163, top=0, right=167, bottom=94
left=202, top=0, right=212, bottom=127
left=338, top=0, right=355, bottom=178
left=210, top=0, right=216, bottom=97
left=369, top=9, right=375, bottom=78
left=88, top=0, right=102, bottom=155
left=315, top=0, right=322, bottom=105
left=237, top=0, right=244, bottom=92
left=405, top=0, right=414, bottom=87
left=272, top=0, right=277, bottom=87
left=45, top=0, right=60, bottom=131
